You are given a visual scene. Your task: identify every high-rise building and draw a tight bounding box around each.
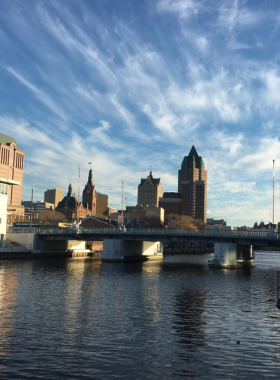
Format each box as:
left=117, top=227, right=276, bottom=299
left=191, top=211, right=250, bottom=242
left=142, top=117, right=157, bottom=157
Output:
left=44, top=188, right=63, bottom=207
left=0, top=134, right=25, bottom=222
left=137, top=171, right=163, bottom=207
left=159, top=146, right=207, bottom=222
left=179, top=146, right=207, bottom=221
left=96, top=192, right=109, bottom=218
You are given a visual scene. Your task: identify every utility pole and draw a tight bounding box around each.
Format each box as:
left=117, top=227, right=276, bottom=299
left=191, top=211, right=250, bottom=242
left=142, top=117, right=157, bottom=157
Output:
left=29, top=188, right=39, bottom=231
left=77, top=166, right=81, bottom=221
left=273, top=159, right=275, bottom=224
left=121, top=182, right=124, bottom=228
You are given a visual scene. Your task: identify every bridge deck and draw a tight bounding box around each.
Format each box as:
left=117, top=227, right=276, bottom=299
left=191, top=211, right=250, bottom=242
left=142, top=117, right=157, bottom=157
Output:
left=8, top=227, right=280, bottom=247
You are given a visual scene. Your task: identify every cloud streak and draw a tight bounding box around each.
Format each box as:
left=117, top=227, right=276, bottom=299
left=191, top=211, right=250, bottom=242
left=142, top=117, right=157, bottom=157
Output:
left=1, top=0, right=280, bottom=226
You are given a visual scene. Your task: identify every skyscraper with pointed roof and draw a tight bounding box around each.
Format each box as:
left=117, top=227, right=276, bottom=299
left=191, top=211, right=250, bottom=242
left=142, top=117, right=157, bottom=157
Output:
left=159, top=146, right=207, bottom=222
left=179, top=146, right=207, bottom=221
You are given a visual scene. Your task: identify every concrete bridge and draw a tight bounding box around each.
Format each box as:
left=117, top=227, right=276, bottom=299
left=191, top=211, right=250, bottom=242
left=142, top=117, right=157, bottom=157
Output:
left=7, top=227, right=280, bottom=267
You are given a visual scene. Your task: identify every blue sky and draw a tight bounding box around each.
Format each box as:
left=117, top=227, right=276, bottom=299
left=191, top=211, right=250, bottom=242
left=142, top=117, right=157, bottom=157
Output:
left=1, top=0, right=280, bottom=227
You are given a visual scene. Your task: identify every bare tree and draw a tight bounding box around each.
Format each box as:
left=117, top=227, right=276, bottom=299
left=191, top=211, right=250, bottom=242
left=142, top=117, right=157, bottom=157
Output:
left=142, top=212, right=162, bottom=228
left=165, top=213, right=206, bottom=230
left=36, top=210, right=67, bottom=225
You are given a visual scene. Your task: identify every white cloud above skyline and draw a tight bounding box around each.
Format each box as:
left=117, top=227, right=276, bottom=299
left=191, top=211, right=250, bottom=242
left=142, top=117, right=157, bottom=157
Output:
left=1, top=0, right=280, bottom=226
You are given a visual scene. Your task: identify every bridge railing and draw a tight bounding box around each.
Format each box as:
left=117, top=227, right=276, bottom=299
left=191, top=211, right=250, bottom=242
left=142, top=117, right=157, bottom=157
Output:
left=78, top=228, right=276, bottom=239
left=8, top=226, right=278, bottom=239
left=9, top=227, right=279, bottom=239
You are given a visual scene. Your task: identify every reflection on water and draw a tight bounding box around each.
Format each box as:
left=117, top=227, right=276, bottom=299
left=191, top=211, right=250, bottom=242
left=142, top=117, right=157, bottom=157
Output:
left=172, top=288, right=207, bottom=378
left=0, top=263, right=19, bottom=373
left=0, top=253, right=280, bottom=379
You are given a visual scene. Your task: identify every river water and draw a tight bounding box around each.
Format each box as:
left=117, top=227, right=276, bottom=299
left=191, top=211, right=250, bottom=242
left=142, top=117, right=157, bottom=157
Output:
left=0, top=251, right=280, bottom=379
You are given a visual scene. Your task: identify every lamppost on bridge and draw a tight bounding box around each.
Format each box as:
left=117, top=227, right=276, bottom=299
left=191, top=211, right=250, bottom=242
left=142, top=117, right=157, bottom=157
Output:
left=30, top=188, right=39, bottom=231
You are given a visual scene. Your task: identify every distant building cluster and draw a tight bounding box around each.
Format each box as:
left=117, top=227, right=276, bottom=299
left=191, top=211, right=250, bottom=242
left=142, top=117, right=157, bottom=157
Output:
left=55, top=169, right=109, bottom=221
left=135, top=146, right=207, bottom=223
left=2, top=132, right=280, bottom=236
left=0, top=132, right=210, bottom=232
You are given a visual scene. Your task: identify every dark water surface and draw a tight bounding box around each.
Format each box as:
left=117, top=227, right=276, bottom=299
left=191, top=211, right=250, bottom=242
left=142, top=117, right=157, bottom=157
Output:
left=0, top=251, right=280, bottom=379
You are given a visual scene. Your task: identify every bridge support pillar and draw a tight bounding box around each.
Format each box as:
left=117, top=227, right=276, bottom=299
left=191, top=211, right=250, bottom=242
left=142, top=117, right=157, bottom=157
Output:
left=208, top=243, right=254, bottom=268
left=102, top=239, right=163, bottom=262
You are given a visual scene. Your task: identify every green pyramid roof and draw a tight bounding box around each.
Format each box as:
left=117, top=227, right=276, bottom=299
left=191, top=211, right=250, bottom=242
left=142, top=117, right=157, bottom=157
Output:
left=0, top=133, right=18, bottom=148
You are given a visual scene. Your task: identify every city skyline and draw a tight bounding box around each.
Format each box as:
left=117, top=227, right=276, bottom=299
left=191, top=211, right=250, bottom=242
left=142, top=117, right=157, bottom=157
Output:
left=1, top=0, right=280, bottom=226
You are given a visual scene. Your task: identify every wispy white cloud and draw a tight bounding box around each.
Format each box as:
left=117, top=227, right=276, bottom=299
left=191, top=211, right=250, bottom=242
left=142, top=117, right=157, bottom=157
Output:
left=218, top=1, right=262, bottom=31
left=0, top=116, right=63, bottom=153
left=1, top=0, right=280, bottom=225
left=157, top=0, right=203, bottom=18
left=6, top=67, right=67, bottom=121
left=234, top=137, right=280, bottom=175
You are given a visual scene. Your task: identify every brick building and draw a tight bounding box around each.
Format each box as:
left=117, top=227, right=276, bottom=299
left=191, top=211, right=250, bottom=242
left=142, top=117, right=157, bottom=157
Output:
left=0, top=134, right=25, bottom=222
left=158, top=192, right=181, bottom=215
left=82, top=169, right=108, bottom=218
left=56, top=169, right=108, bottom=221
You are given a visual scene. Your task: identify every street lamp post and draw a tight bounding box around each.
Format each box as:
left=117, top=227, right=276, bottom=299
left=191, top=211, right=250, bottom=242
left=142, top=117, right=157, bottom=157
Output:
left=30, top=188, right=39, bottom=231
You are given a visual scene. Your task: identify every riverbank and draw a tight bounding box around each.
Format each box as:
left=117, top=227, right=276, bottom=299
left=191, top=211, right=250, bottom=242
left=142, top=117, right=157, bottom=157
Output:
left=0, top=246, right=102, bottom=260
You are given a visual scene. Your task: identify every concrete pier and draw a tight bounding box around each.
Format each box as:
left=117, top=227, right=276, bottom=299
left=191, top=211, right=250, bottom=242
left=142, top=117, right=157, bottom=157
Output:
left=102, top=239, right=163, bottom=261
left=208, top=243, right=254, bottom=268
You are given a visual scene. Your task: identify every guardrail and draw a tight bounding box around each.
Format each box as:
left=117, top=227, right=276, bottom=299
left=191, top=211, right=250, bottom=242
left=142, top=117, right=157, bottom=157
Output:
left=8, top=227, right=279, bottom=240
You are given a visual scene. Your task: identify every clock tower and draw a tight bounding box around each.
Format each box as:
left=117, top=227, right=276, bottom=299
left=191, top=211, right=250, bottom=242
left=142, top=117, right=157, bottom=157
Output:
left=82, top=169, right=96, bottom=216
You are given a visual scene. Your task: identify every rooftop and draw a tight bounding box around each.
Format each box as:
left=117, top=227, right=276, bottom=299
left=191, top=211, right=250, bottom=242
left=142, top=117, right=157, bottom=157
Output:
left=0, top=133, right=18, bottom=149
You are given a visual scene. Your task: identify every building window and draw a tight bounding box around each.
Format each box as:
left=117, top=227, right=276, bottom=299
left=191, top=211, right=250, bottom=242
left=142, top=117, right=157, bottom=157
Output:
left=0, top=183, right=8, bottom=195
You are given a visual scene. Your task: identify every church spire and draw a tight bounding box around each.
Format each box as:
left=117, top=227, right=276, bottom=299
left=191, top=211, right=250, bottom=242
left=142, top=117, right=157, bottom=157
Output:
left=87, top=169, right=93, bottom=188
left=67, top=183, right=72, bottom=199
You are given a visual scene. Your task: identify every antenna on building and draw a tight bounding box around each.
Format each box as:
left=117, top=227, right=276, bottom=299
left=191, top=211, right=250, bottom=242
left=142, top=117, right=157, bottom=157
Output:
left=121, top=181, right=124, bottom=228
left=273, top=159, right=275, bottom=224
left=77, top=166, right=81, bottom=221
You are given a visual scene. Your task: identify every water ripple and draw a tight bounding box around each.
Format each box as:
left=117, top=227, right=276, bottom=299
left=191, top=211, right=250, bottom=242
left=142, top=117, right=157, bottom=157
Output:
left=0, top=254, right=280, bottom=378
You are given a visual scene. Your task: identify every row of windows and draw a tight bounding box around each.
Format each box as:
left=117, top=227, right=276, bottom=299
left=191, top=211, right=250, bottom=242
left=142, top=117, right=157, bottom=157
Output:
left=0, top=148, right=25, bottom=169
left=1, top=148, right=10, bottom=165
left=15, top=153, right=24, bottom=169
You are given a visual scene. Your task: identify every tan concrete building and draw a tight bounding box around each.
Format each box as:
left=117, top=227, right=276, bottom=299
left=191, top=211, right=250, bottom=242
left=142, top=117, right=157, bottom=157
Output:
left=44, top=188, right=63, bottom=207
left=0, top=134, right=25, bottom=222
left=137, top=171, right=163, bottom=207
left=96, top=192, right=109, bottom=218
